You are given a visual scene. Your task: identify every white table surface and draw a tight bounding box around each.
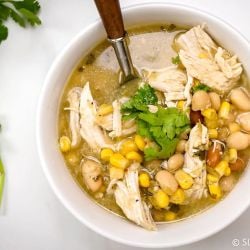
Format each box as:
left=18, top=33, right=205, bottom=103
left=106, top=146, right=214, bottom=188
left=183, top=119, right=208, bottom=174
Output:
left=0, top=0, right=249, bottom=249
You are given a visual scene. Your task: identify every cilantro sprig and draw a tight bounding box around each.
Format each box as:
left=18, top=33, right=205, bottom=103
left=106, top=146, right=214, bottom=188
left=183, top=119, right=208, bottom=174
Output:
left=121, top=84, right=190, bottom=161
left=138, top=107, right=190, bottom=161
left=121, top=84, right=158, bottom=120
left=0, top=0, right=41, bottom=44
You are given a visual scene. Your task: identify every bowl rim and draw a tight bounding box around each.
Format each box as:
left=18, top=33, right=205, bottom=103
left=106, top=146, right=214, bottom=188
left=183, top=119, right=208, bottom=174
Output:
left=36, top=2, right=250, bottom=248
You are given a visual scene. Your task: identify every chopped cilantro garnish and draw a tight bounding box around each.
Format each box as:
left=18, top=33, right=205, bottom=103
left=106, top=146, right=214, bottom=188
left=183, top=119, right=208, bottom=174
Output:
left=121, top=84, right=158, bottom=118
left=121, top=85, right=190, bottom=161
left=171, top=54, right=181, bottom=65
left=137, top=107, right=190, bottom=160
left=192, top=83, right=211, bottom=93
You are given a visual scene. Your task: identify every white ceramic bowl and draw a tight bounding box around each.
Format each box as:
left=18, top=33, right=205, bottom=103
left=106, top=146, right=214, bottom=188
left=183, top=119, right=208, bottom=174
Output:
left=37, top=3, right=250, bottom=248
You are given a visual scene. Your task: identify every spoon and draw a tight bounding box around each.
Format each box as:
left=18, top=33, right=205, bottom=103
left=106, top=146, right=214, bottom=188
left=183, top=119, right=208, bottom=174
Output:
left=94, top=0, right=137, bottom=84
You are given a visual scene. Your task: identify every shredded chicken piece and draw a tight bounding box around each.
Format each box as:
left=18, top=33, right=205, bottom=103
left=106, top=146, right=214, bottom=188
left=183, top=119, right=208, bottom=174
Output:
left=66, top=87, right=82, bottom=147
left=183, top=123, right=209, bottom=201
left=79, top=82, right=114, bottom=151
left=177, top=25, right=243, bottom=93
left=184, top=74, right=193, bottom=109
left=145, top=66, right=187, bottom=104
left=110, top=100, right=122, bottom=137
left=114, top=164, right=156, bottom=231
left=96, top=113, right=113, bottom=131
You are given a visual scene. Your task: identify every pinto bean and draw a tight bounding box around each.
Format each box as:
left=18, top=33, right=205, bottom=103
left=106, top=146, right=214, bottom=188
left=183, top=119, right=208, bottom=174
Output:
left=190, top=110, right=204, bottom=126
left=229, top=158, right=245, bottom=172
left=206, top=144, right=221, bottom=168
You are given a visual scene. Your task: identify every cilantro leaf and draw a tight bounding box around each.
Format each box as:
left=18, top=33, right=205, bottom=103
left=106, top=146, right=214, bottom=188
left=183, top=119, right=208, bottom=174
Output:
left=171, top=54, right=180, bottom=65
left=18, top=8, right=41, bottom=26
left=11, top=0, right=40, bottom=14
left=0, top=0, right=41, bottom=44
left=192, top=83, right=211, bottom=93
left=137, top=107, right=190, bottom=160
left=0, top=22, right=8, bottom=43
left=10, top=9, right=26, bottom=27
left=121, top=84, right=158, bottom=115
left=144, top=137, right=178, bottom=161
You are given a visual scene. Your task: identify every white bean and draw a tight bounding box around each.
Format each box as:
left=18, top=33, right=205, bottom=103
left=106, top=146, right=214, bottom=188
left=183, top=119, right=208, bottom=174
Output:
left=155, top=170, right=178, bottom=195
left=176, top=140, right=187, bottom=153
left=167, top=153, right=184, bottom=172
left=236, top=112, right=250, bottom=133
left=209, top=92, right=221, bottom=111
left=230, top=88, right=250, bottom=111
left=219, top=175, right=236, bottom=192
left=226, top=131, right=250, bottom=150
left=192, top=90, right=211, bottom=111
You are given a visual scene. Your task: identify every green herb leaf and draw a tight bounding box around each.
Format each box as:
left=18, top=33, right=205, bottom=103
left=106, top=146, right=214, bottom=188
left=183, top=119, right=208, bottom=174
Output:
left=0, top=158, right=5, bottom=206
left=10, top=9, right=26, bottom=27
left=0, top=0, right=41, bottom=44
left=0, top=22, right=8, bottom=44
left=18, top=8, right=41, bottom=26
left=192, top=83, right=211, bottom=93
left=12, top=0, right=41, bottom=14
left=0, top=5, right=10, bottom=20
left=171, top=54, right=180, bottom=65
left=121, top=84, right=158, bottom=116
left=138, top=107, right=190, bottom=160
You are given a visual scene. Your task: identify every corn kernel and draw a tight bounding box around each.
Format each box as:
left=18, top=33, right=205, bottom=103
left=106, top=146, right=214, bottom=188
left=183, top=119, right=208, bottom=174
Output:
left=214, top=160, right=229, bottom=177
left=229, top=148, right=237, bottom=164
left=109, top=167, right=124, bottom=180
left=224, top=167, right=231, bottom=177
left=126, top=151, right=143, bottom=163
left=218, top=101, right=230, bottom=119
left=165, top=211, right=177, bottom=221
left=97, top=104, right=113, bottom=116
left=208, top=183, right=222, bottom=199
left=205, top=118, right=218, bottom=129
left=120, top=139, right=138, bottom=155
left=194, top=78, right=200, bottom=86
left=134, top=135, right=146, bottom=151
left=139, top=172, right=150, bottom=188
left=177, top=100, right=185, bottom=110
left=208, top=129, right=218, bottom=139
left=198, top=52, right=208, bottom=59
left=100, top=148, right=114, bottom=162
left=59, top=136, right=71, bottom=153
left=202, top=108, right=217, bottom=120
left=207, top=174, right=219, bottom=184
left=175, top=170, right=194, bottom=189
left=170, top=188, right=185, bottom=204
left=110, top=153, right=129, bottom=169
left=228, top=122, right=241, bottom=133
left=154, top=189, right=169, bottom=208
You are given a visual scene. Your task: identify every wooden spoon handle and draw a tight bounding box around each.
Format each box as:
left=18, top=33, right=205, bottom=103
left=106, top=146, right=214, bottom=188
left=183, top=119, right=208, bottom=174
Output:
left=94, top=0, right=125, bottom=39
